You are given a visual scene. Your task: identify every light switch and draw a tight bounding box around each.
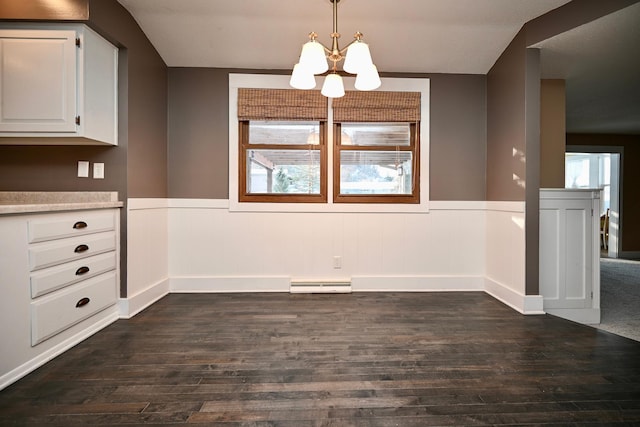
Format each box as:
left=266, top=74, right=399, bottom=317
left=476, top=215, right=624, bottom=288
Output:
left=77, top=161, right=89, bottom=178
left=93, top=163, right=105, bottom=179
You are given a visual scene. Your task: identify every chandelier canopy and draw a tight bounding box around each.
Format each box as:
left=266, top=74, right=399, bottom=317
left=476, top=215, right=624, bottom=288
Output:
left=289, top=0, right=381, bottom=98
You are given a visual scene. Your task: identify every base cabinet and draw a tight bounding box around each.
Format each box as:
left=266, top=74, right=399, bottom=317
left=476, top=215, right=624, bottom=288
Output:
left=0, top=209, right=120, bottom=390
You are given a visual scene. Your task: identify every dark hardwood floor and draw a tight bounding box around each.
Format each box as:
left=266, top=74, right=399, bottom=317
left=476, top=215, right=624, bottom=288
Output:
left=1, top=292, right=640, bottom=426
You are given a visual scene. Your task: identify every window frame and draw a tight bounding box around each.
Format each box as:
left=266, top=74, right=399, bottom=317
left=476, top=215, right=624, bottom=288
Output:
left=333, top=122, right=420, bottom=204
left=238, top=120, right=328, bottom=203
left=229, top=74, right=430, bottom=213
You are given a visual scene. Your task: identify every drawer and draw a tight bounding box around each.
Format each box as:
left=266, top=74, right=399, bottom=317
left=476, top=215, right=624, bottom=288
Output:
left=31, top=271, right=117, bottom=346
left=28, top=211, right=115, bottom=243
left=29, top=231, right=115, bottom=271
left=30, top=252, right=117, bottom=298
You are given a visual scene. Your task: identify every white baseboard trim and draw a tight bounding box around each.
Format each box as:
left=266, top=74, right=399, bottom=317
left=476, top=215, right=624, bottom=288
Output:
left=619, top=251, right=640, bottom=260
left=352, top=276, right=485, bottom=292
left=484, top=278, right=545, bottom=315
left=168, top=275, right=487, bottom=294
left=128, top=275, right=545, bottom=316
left=118, top=279, right=170, bottom=319
left=170, top=276, right=290, bottom=293
left=0, top=308, right=119, bottom=391
left=545, top=308, right=601, bottom=325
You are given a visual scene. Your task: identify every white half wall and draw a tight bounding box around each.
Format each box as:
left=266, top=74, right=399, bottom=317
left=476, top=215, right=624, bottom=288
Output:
left=168, top=200, right=488, bottom=292
left=119, top=198, right=536, bottom=317
left=484, top=202, right=541, bottom=314
left=123, top=198, right=170, bottom=318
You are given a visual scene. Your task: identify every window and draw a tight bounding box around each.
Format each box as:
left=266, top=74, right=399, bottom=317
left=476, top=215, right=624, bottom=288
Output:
left=565, top=152, right=613, bottom=214
left=332, top=91, right=420, bottom=203
left=334, top=122, right=418, bottom=201
left=238, top=88, right=327, bottom=203
left=229, top=74, right=430, bottom=213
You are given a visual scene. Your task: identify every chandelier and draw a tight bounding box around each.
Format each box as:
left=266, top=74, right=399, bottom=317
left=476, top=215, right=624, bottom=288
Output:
left=289, top=0, right=381, bottom=98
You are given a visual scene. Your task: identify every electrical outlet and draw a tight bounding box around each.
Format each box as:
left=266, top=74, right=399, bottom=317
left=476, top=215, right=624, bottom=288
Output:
left=93, top=163, right=105, bottom=179
left=77, top=161, right=89, bottom=178
left=333, top=256, right=342, bottom=269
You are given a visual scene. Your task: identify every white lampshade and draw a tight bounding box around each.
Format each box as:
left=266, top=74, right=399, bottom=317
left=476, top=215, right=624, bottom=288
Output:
left=299, top=40, right=329, bottom=75
left=321, top=73, right=345, bottom=98
left=354, top=64, right=381, bottom=91
left=290, top=63, right=316, bottom=90
left=343, top=41, right=373, bottom=74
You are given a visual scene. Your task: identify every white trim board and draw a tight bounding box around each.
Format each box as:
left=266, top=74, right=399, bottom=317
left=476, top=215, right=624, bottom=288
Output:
left=0, top=309, right=118, bottom=391
left=170, top=276, right=291, bottom=293
left=118, top=278, right=170, bottom=319
left=485, top=278, right=544, bottom=315
left=127, top=198, right=170, bottom=211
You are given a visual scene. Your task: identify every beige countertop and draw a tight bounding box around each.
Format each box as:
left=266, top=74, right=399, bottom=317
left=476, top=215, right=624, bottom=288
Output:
left=0, top=192, right=123, bottom=215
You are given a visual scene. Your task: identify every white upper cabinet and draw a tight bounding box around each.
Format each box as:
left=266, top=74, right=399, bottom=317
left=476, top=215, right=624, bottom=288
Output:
left=0, top=24, right=117, bottom=145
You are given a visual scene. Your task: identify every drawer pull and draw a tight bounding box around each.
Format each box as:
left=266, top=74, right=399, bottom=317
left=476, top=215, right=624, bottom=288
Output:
left=75, top=266, right=90, bottom=276
left=73, top=221, right=88, bottom=230
left=75, top=297, right=91, bottom=308
left=74, top=244, right=89, bottom=253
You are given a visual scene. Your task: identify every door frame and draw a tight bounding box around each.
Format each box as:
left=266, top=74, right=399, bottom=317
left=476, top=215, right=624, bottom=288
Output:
left=566, top=145, right=624, bottom=258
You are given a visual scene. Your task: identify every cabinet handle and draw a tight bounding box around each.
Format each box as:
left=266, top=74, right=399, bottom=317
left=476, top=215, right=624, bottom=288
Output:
left=73, top=221, right=88, bottom=230
left=75, top=266, right=90, bottom=275
left=76, top=297, right=91, bottom=308
left=74, top=244, right=89, bottom=253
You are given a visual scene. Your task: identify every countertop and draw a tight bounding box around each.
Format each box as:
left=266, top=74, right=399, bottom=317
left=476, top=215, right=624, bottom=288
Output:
left=0, top=192, right=123, bottom=215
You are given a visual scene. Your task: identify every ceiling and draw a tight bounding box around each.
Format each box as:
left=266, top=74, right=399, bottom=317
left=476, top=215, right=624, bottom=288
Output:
left=116, top=0, right=639, bottom=135
left=116, top=0, right=571, bottom=74
left=535, top=2, right=640, bottom=135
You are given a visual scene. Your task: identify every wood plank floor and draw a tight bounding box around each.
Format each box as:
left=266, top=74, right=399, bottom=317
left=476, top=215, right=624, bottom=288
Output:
left=1, top=292, right=640, bottom=426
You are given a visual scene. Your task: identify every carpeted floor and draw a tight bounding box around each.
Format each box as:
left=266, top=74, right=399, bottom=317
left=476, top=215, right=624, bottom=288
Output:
left=597, top=257, right=640, bottom=342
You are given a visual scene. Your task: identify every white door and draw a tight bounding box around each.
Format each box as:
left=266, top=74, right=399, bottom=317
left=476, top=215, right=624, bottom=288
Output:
left=0, top=29, right=77, bottom=132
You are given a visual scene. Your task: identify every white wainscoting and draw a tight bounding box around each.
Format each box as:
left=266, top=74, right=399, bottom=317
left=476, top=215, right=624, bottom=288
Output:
left=169, top=201, right=487, bottom=292
left=122, top=198, right=170, bottom=318
left=484, top=202, right=542, bottom=314
left=121, top=199, right=536, bottom=316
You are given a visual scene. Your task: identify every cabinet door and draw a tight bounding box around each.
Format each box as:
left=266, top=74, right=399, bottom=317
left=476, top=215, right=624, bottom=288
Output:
left=0, top=29, right=77, bottom=132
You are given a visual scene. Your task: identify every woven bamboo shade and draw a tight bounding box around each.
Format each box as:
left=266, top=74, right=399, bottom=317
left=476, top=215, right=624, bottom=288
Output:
left=333, top=91, right=421, bottom=122
left=238, top=88, right=327, bottom=121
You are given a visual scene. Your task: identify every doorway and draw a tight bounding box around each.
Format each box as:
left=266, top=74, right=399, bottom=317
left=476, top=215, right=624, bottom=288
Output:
left=565, top=147, right=622, bottom=259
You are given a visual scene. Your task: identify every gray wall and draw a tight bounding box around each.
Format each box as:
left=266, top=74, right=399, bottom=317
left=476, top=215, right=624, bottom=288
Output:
left=486, top=31, right=528, bottom=202
left=89, top=0, right=168, bottom=199
left=486, top=0, right=640, bottom=294
left=168, top=70, right=487, bottom=201
left=168, top=68, right=233, bottom=199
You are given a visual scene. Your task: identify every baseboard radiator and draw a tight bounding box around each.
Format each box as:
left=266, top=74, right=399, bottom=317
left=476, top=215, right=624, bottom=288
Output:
left=290, top=279, right=352, bottom=294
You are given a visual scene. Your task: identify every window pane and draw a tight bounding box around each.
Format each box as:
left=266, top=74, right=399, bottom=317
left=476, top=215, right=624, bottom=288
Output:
left=340, top=151, right=412, bottom=195
left=340, top=123, right=411, bottom=146
left=249, top=121, right=320, bottom=145
left=247, top=149, right=321, bottom=194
